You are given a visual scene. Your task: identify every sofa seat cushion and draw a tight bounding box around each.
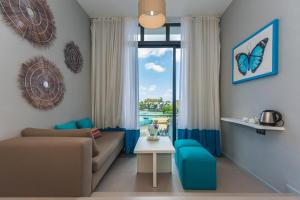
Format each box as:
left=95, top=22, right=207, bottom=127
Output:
left=92, top=131, right=124, bottom=172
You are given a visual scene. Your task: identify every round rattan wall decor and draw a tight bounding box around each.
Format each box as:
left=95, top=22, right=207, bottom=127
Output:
left=64, top=41, right=83, bottom=73
left=0, top=0, right=56, bottom=47
left=19, top=56, right=65, bottom=110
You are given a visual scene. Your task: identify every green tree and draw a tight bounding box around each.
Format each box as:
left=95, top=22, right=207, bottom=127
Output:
left=161, top=103, right=173, bottom=114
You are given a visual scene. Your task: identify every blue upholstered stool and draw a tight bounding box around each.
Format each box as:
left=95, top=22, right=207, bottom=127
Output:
left=177, top=146, right=216, bottom=190
left=174, top=139, right=202, bottom=166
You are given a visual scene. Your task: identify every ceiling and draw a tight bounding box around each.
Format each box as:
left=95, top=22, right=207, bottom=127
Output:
left=77, top=0, right=232, bottom=18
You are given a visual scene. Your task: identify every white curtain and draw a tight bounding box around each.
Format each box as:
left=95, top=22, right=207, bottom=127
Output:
left=120, top=18, right=139, bottom=130
left=91, top=17, right=139, bottom=130
left=178, top=16, right=221, bottom=131
left=91, top=17, right=123, bottom=128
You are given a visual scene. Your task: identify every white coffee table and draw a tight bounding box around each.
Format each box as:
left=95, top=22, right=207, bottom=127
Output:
left=134, top=136, right=175, bottom=187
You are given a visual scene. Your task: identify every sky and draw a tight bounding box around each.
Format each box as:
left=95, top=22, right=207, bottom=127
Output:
left=138, top=48, right=181, bottom=102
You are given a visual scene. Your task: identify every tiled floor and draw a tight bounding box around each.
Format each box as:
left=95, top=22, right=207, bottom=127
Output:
left=94, top=155, right=274, bottom=193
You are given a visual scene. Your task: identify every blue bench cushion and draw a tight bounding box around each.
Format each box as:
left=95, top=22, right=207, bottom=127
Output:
left=178, top=146, right=216, bottom=190
left=175, top=139, right=201, bottom=166
left=175, top=139, right=202, bottom=150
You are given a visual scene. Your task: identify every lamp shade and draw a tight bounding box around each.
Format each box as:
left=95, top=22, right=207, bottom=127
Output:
left=138, top=0, right=166, bottom=29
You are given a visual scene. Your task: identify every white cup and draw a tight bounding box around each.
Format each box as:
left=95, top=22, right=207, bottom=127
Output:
left=242, top=117, right=249, bottom=122
left=249, top=118, right=255, bottom=123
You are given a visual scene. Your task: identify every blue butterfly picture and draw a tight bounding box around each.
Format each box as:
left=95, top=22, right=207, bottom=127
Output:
left=236, top=38, right=268, bottom=76
left=232, top=19, right=279, bottom=84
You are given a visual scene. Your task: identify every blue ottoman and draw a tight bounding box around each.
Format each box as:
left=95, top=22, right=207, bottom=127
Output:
left=177, top=146, right=216, bottom=190
left=174, top=139, right=201, bottom=166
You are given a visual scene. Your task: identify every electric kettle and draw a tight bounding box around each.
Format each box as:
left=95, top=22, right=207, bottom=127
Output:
left=259, top=110, right=284, bottom=126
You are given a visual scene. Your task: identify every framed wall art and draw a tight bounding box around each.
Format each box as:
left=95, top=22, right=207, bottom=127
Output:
left=64, top=41, right=83, bottom=73
left=18, top=56, right=65, bottom=110
left=0, top=0, right=56, bottom=47
left=232, top=19, right=279, bottom=84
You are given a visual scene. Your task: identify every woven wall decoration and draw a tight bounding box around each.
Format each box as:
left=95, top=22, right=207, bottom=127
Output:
left=0, top=0, right=56, bottom=47
left=64, top=41, right=83, bottom=73
left=19, top=57, right=65, bottom=110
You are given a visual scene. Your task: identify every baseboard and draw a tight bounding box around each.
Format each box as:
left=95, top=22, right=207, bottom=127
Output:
left=222, top=152, right=281, bottom=193
left=286, top=184, right=300, bottom=196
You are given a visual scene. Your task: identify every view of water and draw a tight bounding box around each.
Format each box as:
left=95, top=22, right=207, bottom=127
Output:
left=139, top=111, right=171, bottom=125
left=139, top=111, right=173, bottom=138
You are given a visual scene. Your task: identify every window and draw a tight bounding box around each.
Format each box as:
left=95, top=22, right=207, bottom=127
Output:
left=170, top=26, right=181, bottom=41
left=139, top=23, right=181, bottom=47
left=138, top=24, right=181, bottom=143
left=144, top=26, right=166, bottom=41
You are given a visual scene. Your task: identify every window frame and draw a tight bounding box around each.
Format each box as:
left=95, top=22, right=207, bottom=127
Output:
left=138, top=23, right=181, bottom=48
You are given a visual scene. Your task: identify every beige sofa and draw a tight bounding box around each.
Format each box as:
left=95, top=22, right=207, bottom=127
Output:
left=0, top=128, right=124, bottom=197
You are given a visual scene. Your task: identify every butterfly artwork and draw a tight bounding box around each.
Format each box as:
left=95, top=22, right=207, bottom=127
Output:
left=232, top=19, right=279, bottom=84
left=236, top=38, right=268, bottom=76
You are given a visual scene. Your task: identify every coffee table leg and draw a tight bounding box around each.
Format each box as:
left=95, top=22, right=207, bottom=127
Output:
left=153, top=152, right=157, bottom=187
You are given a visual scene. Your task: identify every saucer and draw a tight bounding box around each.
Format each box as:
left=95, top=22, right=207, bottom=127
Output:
left=147, top=136, right=160, bottom=141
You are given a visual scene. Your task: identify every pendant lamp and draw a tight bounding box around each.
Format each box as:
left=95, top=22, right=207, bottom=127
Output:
left=138, top=0, right=166, bottom=29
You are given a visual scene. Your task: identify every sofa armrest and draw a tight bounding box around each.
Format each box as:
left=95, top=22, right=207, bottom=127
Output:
left=0, top=137, right=93, bottom=197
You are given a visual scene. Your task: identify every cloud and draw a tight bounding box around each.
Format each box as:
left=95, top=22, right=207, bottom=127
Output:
left=145, top=63, right=166, bottom=73
left=138, top=48, right=172, bottom=59
left=140, top=86, right=147, bottom=92
left=163, top=89, right=173, bottom=101
left=140, top=85, right=157, bottom=95
left=148, top=84, right=157, bottom=92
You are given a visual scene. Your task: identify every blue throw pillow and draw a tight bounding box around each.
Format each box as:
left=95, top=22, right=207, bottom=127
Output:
left=76, top=118, right=94, bottom=129
left=54, top=121, right=77, bottom=130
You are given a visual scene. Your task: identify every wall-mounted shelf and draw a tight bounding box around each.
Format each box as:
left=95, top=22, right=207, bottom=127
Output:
left=221, top=117, right=285, bottom=135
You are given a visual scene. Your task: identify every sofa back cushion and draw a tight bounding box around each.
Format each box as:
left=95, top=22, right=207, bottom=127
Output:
left=54, top=121, right=78, bottom=130
left=21, top=128, right=100, bottom=157
left=76, top=118, right=94, bottom=129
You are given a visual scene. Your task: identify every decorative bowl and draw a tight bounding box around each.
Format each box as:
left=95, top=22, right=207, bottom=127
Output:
left=147, top=135, right=160, bottom=141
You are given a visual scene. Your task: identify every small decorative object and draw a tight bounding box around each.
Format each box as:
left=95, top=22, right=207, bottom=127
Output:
left=147, top=124, right=159, bottom=141
left=248, top=118, right=256, bottom=124
left=138, top=0, right=166, bottom=29
left=0, top=0, right=56, bottom=47
left=232, top=19, right=279, bottom=84
left=19, top=56, right=65, bottom=110
left=90, top=128, right=102, bottom=139
left=64, top=41, right=83, bottom=73
left=147, top=135, right=160, bottom=141
left=148, top=125, right=157, bottom=137
left=242, top=117, right=249, bottom=123
left=254, top=117, right=260, bottom=124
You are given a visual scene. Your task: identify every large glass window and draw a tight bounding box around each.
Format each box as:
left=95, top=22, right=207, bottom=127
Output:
left=138, top=24, right=181, bottom=143
left=138, top=48, right=173, bottom=137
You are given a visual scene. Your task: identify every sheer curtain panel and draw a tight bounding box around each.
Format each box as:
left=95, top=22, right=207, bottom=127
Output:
left=178, top=16, right=221, bottom=156
left=121, top=18, right=140, bottom=154
left=91, top=17, right=123, bottom=129
left=91, top=17, right=140, bottom=154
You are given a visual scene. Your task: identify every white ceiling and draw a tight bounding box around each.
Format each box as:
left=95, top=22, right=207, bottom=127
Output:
left=77, top=0, right=232, bottom=18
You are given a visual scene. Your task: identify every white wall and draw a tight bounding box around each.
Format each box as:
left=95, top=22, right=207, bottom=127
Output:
left=221, top=0, right=300, bottom=193
left=0, top=0, right=91, bottom=140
